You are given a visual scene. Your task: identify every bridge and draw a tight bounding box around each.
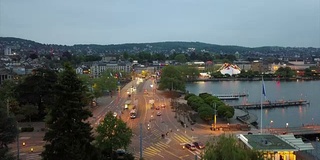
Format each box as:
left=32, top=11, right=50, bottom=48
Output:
left=231, top=100, right=310, bottom=109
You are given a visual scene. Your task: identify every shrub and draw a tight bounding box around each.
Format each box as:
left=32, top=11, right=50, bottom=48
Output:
left=20, top=127, right=34, bottom=132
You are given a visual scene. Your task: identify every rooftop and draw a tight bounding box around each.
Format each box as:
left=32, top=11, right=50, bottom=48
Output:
left=238, top=134, right=314, bottom=152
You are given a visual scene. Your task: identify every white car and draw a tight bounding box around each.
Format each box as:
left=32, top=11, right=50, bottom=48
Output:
left=157, top=111, right=161, bottom=116
left=113, top=112, right=117, bottom=117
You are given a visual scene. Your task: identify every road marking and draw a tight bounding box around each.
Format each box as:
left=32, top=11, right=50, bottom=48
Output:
left=164, top=150, right=181, bottom=159
left=157, top=153, right=164, bottom=158
left=165, top=138, right=171, bottom=144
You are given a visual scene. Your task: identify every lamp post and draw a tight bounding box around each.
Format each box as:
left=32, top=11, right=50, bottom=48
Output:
left=286, top=123, right=289, bottom=133
left=270, top=120, right=273, bottom=132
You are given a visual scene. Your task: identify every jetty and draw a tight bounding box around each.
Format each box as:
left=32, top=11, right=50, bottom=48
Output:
left=230, top=100, right=310, bottom=109
left=214, top=93, right=248, bottom=100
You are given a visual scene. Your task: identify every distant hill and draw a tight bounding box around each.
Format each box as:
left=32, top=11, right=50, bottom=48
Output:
left=1, top=37, right=319, bottom=55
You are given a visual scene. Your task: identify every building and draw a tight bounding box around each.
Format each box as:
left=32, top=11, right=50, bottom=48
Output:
left=237, top=134, right=314, bottom=160
left=234, top=61, right=251, bottom=71
left=90, top=61, right=132, bottom=78
left=0, top=68, right=14, bottom=84
left=251, top=60, right=269, bottom=73
left=4, top=47, right=12, bottom=55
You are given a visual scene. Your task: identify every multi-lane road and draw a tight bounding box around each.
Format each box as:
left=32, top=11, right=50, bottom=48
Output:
left=93, top=78, right=206, bottom=160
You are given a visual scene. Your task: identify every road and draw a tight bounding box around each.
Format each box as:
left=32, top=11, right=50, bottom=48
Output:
left=92, top=78, right=205, bottom=159
left=117, top=78, right=204, bottom=160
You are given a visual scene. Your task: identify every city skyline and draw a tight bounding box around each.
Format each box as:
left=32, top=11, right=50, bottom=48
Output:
left=1, top=0, right=319, bottom=48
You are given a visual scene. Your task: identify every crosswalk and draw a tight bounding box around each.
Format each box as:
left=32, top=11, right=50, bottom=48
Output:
left=135, top=132, right=194, bottom=159
left=171, top=133, right=193, bottom=144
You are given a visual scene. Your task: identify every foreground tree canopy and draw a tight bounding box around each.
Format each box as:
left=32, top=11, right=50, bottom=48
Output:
left=0, top=107, right=18, bottom=160
left=202, top=134, right=263, bottom=160
left=41, top=63, right=97, bottom=160
left=95, top=111, right=133, bottom=159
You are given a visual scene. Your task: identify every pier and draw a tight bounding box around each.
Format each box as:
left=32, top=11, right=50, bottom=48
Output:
left=214, top=93, right=248, bottom=100
left=269, top=125, right=320, bottom=137
left=230, top=100, right=310, bottom=109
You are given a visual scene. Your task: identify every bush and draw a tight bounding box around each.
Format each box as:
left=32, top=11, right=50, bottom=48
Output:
left=20, top=127, right=34, bottom=132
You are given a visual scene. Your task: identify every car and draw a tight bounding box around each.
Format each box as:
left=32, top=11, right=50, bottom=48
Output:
left=157, top=111, right=161, bottom=116
left=161, top=104, right=166, bottom=108
left=155, top=106, right=160, bottom=110
left=113, top=112, right=118, bottom=117
left=192, top=142, right=205, bottom=149
left=184, top=143, right=196, bottom=151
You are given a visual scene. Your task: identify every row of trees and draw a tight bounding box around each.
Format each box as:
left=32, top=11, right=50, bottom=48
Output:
left=0, top=63, right=134, bottom=159
left=185, top=93, right=234, bottom=122
left=121, top=52, right=237, bottom=64
left=0, top=67, right=129, bottom=121
left=40, top=64, right=133, bottom=159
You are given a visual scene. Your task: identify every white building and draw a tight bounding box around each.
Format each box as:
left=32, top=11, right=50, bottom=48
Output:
left=90, top=61, right=132, bottom=78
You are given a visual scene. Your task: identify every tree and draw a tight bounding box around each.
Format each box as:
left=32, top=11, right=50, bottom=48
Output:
left=41, top=63, right=97, bottom=160
left=198, top=106, right=214, bottom=121
left=95, top=111, right=133, bottom=159
left=15, top=68, right=58, bottom=118
left=0, top=107, right=18, bottom=160
left=20, top=104, right=38, bottom=122
left=174, top=54, right=187, bottom=63
left=202, top=134, right=263, bottom=160
left=159, top=66, right=185, bottom=91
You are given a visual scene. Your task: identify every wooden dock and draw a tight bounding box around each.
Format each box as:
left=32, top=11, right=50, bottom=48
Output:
left=231, top=100, right=310, bottom=109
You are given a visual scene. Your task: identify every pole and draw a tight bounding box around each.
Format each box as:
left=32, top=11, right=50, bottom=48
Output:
left=139, top=123, right=143, bottom=159
left=214, top=103, right=217, bottom=131
left=117, top=85, right=120, bottom=104
left=17, top=124, right=20, bottom=160
left=260, top=77, right=263, bottom=134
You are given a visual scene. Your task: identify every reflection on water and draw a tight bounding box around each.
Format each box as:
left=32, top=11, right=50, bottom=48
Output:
left=186, top=80, right=320, bottom=128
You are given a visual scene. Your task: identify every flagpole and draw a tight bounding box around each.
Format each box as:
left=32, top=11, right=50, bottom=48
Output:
left=260, top=76, right=263, bottom=134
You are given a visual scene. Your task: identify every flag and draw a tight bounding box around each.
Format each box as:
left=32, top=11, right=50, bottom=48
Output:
left=262, top=78, right=267, bottom=100
left=110, top=72, right=113, bottom=77
left=119, top=72, right=122, bottom=78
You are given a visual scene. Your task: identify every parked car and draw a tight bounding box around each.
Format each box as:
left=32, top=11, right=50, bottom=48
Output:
left=161, top=104, right=166, bottom=108
left=184, top=143, right=196, bottom=151
left=155, top=106, right=160, bottom=110
left=192, top=142, right=205, bottom=149
left=157, top=111, right=161, bottom=116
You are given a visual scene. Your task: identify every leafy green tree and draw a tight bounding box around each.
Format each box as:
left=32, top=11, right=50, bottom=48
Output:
left=304, top=68, right=313, bottom=77
left=15, top=68, right=58, bottom=118
left=20, top=104, right=38, bottom=122
left=198, top=106, right=214, bottom=121
left=275, top=67, right=295, bottom=79
left=0, top=107, right=18, bottom=160
left=159, top=66, right=185, bottom=91
left=95, top=111, right=133, bottom=158
left=174, top=54, right=187, bottom=63
left=199, top=93, right=212, bottom=100
left=202, top=134, right=263, bottom=160
left=0, top=80, right=16, bottom=102
left=187, top=95, right=205, bottom=111
left=41, top=63, right=97, bottom=160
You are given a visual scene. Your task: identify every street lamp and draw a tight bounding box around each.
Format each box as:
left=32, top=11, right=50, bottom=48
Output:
left=286, top=123, right=289, bottom=133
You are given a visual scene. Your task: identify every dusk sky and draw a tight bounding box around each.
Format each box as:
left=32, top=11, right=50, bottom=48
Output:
left=1, top=0, right=319, bottom=47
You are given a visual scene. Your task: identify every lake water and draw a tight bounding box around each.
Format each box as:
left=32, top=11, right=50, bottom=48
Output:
left=186, top=80, right=320, bottom=128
